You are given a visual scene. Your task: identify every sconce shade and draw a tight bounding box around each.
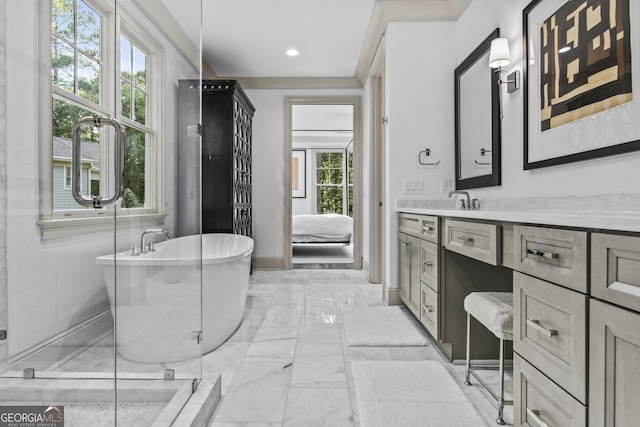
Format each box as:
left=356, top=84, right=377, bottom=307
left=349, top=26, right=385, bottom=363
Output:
left=489, top=38, right=511, bottom=68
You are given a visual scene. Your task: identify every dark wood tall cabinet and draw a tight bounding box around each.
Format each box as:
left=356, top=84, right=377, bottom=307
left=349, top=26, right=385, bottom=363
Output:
left=177, top=80, right=255, bottom=237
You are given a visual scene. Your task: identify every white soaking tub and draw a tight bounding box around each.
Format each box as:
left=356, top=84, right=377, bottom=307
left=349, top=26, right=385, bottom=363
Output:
left=96, top=233, right=253, bottom=363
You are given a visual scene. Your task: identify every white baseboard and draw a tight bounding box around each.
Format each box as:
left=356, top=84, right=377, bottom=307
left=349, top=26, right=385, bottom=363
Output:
left=385, top=285, right=401, bottom=306
left=253, top=257, right=285, bottom=270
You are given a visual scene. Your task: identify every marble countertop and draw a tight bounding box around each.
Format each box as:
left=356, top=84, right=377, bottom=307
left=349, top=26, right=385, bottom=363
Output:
left=396, top=207, right=640, bottom=233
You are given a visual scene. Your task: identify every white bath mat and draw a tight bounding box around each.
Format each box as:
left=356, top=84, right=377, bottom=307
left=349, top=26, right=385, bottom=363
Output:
left=351, top=360, right=487, bottom=427
left=341, top=306, right=427, bottom=346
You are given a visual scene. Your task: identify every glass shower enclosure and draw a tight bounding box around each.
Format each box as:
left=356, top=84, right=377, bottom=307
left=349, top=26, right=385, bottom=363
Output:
left=1, top=0, right=204, bottom=424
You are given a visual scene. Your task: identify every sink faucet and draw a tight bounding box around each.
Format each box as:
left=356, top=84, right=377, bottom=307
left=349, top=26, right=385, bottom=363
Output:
left=448, top=190, right=471, bottom=210
left=140, top=228, right=170, bottom=253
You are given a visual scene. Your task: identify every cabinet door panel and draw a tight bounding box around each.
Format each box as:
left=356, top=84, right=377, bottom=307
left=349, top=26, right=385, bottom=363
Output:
left=398, top=233, right=411, bottom=304
left=590, top=299, right=640, bottom=427
left=408, top=235, right=421, bottom=317
left=514, top=354, right=586, bottom=427
left=420, top=283, right=439, bottom=339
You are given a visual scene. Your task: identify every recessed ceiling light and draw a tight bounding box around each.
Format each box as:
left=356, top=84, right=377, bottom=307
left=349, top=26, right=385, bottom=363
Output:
left=558, top=46, right=571, bottom=53
left=286, top=49, right=300, bottom=57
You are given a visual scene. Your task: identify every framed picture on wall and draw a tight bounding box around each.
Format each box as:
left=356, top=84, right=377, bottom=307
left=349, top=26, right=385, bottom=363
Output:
left=523, top=0, right=640, bottom=169
left=292, top=150, right=306, bottom=198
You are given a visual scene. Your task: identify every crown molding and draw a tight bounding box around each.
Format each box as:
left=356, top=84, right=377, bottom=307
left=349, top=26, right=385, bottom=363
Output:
left=354, top=0, right=472, bottom=84
left=233, top=77, right=362, bottom=90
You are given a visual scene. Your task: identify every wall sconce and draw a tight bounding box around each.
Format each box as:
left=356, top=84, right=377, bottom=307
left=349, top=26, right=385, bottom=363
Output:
left=489, top=38, right=520, bottom=94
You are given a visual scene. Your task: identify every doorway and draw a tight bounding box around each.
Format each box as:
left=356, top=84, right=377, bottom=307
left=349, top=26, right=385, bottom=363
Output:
left=284, top=97, right=362, bottom=270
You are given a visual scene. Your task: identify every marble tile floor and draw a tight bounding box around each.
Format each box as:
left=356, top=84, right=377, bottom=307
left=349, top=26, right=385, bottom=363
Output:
left=292, top=244, right=354, bottom=267
left=207, top=269, right=513, bottom=426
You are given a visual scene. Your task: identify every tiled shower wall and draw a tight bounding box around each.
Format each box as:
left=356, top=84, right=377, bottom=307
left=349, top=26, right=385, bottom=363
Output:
left=0, top=0, right=8, bottom=372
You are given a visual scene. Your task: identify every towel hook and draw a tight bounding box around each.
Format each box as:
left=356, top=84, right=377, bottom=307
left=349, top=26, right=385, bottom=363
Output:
left=418, top=148, right=440, bottom=166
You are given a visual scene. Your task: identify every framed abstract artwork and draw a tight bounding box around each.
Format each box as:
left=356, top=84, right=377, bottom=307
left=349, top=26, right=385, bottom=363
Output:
left=523, top=0, right=640, bottom=169
left=292, top=150, right=306, bottom=198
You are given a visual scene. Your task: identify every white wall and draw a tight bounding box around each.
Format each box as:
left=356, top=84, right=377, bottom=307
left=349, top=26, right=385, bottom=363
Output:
left=246, top=89, right=363, bottom=260
left=384, top=21, right=456, bottom=288
left=5, top=1, right=197, bottom=355
left=455, top=0, right=639, bottom=199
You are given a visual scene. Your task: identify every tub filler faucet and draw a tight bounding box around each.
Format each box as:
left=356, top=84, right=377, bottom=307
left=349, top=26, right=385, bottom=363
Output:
left=140, top=228, right=170, bottom=254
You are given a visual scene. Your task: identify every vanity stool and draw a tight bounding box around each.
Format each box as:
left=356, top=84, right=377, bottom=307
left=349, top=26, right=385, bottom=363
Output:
left=463, top=292, right=513, bottom=425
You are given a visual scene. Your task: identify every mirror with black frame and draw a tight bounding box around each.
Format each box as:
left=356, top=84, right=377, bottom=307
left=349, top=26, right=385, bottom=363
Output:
left=454, top=28, right=501, bottom=190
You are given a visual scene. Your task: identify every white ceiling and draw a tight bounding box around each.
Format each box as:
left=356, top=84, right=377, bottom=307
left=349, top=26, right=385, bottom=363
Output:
left=160, top=0, right=472, bottom=80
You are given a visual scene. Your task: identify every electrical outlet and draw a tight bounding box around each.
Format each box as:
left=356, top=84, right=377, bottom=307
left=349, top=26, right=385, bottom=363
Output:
left=440, top=179, right=451, bottom=194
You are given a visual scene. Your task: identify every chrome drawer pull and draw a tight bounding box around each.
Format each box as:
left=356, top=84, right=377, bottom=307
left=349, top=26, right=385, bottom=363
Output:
left=526, top=318, right=558, bottom=337
left=423, top=305, right=433, bottom=313
left=526, top=408, right=550, bottom=427
left=526, top=248, right=559, bottom=260
left=423, top=261, right=433, bottom=267
left=401, top=242, right=409, bottom=246
left=422, top=226, right=433, bottom=232
left=457, top=236, right=474, bottom=243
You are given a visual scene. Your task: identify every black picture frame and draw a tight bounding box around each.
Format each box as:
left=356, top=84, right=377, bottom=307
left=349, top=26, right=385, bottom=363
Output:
left=454, top=28, right=502, bottom=190
left=523, top=0, right=640, bottom=170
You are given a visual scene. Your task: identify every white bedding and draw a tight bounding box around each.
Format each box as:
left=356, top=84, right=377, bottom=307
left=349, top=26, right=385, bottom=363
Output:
left=292, top=214, right=353, bottom=243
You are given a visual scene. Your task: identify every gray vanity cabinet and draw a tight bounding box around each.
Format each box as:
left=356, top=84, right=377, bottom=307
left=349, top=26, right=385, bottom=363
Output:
left=398, top=213, right=441, bottom=335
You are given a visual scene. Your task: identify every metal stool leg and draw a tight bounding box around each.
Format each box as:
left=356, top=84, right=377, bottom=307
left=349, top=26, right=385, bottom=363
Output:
left=465, top=312, right=471, bottom=386
left=497, top=338, right=506, bottom=425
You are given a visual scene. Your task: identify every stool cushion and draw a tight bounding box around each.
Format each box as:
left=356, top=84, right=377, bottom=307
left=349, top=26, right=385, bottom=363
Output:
left=464, top=292, right=513, bottom=340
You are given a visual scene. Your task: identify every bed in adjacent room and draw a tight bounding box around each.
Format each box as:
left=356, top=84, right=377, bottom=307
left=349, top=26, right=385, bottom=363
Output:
left=292, top=214, right=353, bottom=244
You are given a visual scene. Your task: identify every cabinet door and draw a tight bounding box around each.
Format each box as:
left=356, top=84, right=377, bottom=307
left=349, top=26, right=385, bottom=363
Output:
left=590, top=299, right=640, bottom=427
left=408, top=235, right=421, bottom=317
left=398, top=233, right=411, bottom=304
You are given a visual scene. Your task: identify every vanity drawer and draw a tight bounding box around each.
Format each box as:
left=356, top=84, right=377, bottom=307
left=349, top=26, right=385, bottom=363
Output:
left=420, top=240, right=439, bottom=291
left=398, top=213, right=422, bottom=238
left=398, top=213, right=439, bottom=243
left=420, top=283, right=439, bottom=339
left=419, top=215, right=439, bottom=243
left=514, top=354, right=587, bottom=427
left=444, top=219, right=500, bottom=265
left=513, top=225, right=588, bottom=293
left=592, top=233, right=640, bottom=312
left=514, top=271, right=588, bottom=404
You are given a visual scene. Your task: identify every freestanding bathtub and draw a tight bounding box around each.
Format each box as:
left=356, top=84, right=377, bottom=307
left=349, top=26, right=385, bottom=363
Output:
left=96, top=233, right=253, bottom=363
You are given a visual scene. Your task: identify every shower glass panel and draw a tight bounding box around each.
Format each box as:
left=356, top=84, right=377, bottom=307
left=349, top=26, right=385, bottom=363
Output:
left=1, top=0, right=203, bottom=425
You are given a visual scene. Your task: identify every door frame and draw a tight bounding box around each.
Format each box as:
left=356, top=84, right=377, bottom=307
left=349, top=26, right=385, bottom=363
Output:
left=284, top=96, right=362, bottom=270
left=368, top=40, right=386, bottom=284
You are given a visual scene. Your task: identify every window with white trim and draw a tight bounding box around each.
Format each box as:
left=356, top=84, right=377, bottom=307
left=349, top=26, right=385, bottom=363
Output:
left=313, top=149, right=354, bottom=216
left=49, top=0, right=160, bottom=216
